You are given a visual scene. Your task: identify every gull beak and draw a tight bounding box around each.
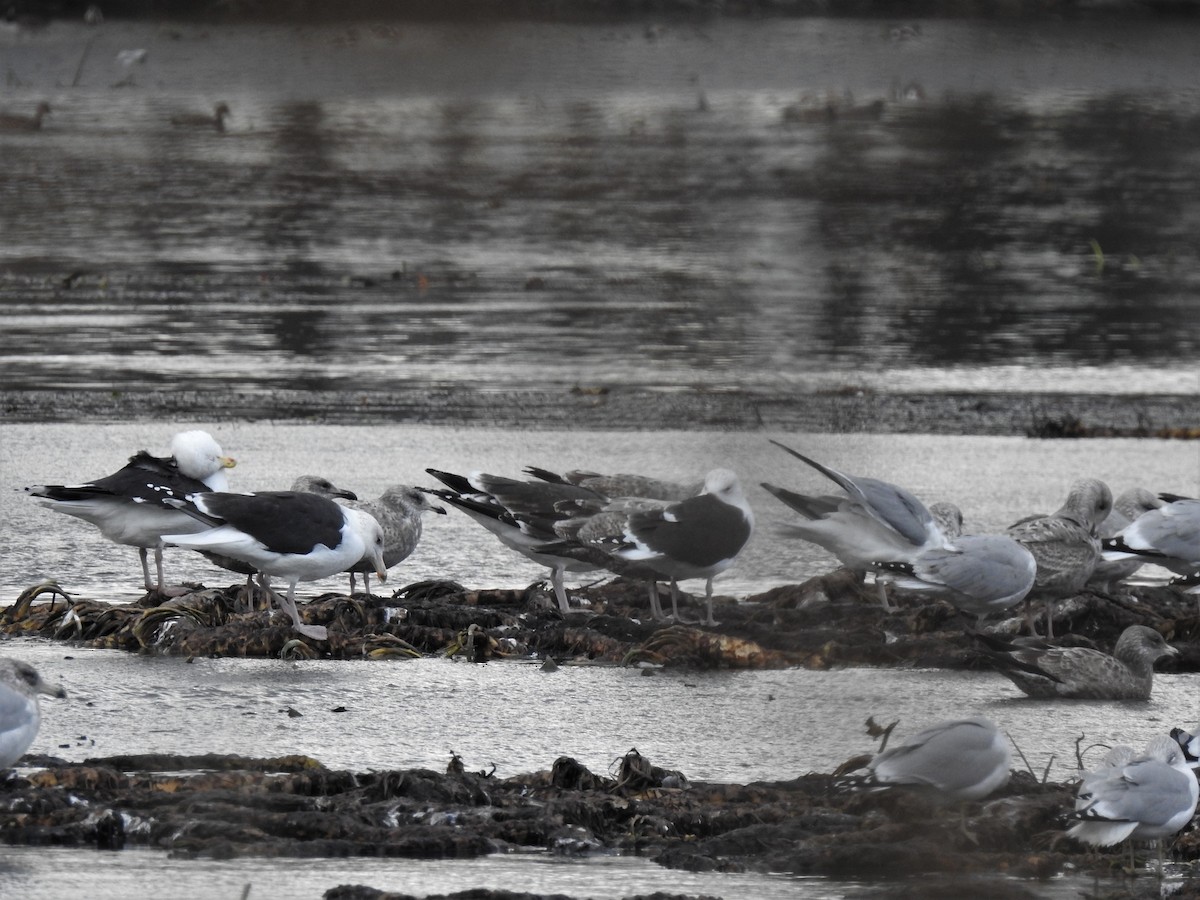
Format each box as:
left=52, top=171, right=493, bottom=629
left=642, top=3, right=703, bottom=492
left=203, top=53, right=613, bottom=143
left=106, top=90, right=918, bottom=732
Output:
left=220, top=456, right=237, bottom=469
left=431, top=504, right=447, bottom=515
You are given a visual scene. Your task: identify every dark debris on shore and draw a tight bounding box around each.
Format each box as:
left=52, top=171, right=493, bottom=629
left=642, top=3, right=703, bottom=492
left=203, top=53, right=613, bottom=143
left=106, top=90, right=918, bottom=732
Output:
left=5, top=572, right=1200, bottom=898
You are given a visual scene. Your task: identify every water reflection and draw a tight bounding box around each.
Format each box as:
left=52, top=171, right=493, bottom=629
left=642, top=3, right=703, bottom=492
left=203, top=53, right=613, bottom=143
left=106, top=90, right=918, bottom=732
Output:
left=0, top=19, right=1198, bottom=397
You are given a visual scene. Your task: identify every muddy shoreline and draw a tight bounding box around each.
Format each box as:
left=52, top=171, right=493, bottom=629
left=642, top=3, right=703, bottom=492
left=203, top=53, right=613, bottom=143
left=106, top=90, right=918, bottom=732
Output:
left=2, top=388, right=1198, bottom=437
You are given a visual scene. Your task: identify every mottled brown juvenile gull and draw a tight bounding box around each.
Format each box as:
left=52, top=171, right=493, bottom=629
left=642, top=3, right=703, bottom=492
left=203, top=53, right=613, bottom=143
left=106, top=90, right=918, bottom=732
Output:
left=761, top=440, right=955, bottom=610
left=524, top=466, right=701, bottom=502
left=875, top=533, right=1037, bottom=624
left=343, top=485, right=447, bottom=594
left=541, top=469, right=754, bottom=626
left=24, top=430, right=237, bottom=594
left=162, top=491, right=386, bottom=641
left=852, top=716, right=1011, bottom=801
left=1089, top=488, right=1164, bottom=591
left=1069, top=735, right=1199, bottom=875
left=976, top=625, right=1177, bottom=700
left=0, top=659, right=66, bottom=768
left=0, top=100, right=50, bottom=131
left=1006, top=477, right=1113, bottom=636
left=170, top=101, right=230, bottom=132
left=423, top=468, right=608, bottom=615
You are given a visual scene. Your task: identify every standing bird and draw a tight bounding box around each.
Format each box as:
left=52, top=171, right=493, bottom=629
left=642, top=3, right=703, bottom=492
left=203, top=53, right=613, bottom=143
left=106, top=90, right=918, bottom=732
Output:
left=343, top=485, right=447, bottom=594
left=761, top=440, right=954, bottom=610
left=24, top=430, right=236, bottom=595
left=161, top=491, right=386, bottom=641
left=170, top=101, right=230, bottom=132
left=1088, top=488, right=1164, bottom=591
left=976, top=624, right=1177, bottom=700
left=0, top=101, right=51, bottom=131
left=874, top=533, right=1037, bottom=626
left=543, top=469, right=754, bottom=626
left=1069, top=735, right=1199, bottom=876
left=0, top=659, right=66, bottom=769
left=1005, top=478, right=1113, bottom=636
left=849, top=716, right=1011, bottom=802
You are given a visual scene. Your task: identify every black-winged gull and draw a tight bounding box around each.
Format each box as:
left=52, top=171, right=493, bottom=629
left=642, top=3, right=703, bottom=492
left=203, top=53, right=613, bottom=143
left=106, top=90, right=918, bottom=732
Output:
left=1005, top=478, right=1113, bottom=636
left=1169, top=726, right=1200, bottom=769
left=760, top=440, right=955, bottom=610
left=540, top=469, right=754, bottom=627
left=1104, top=497, right=1200, bottom=576
left=874, top=533, right=1037, bottom=625
left=24, top=430, right=237, bottom=594
left=0, top=658, right=66, bottom=768
left=1068, top=734, right=1199, bottom=875
left=343, top=485, right=447, bottom=594
left=1088, top=488, right=1164, bottom=591
left=853, top=716, right=1011, bottom=801
left=976, top=624, right=1177, bottom=700
left=161, top=491, right=387, bottom=641
left=424, top=468, right=610, bottom=615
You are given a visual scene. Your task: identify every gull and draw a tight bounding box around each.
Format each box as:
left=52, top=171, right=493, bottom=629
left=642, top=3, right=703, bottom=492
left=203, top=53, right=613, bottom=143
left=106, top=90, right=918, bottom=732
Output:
left=1005, top=478, right=1113, bottom=636
left=1069, top=735, right=1199, bottom=876
left=540, top=469, right=754, bottom=626
left=1088, top=488, right=1164, bottom=591
left=342, top=485, right=447, bottom=594
left=851, top=716, right=1011, bottom=801
left=162, top=491, right=386, bottom=641
left=423, top=467, right=607, bottom=615
left=761, top=440, right=953, bottom=610
left=25, top=430, right=236, bottom=595
left=874, top=533, right=1037, bottom=625
left=976, top=624, right=1177, bottom=700
left=170, top=102, right=230, bottom=132
left=0, top=659, right=66, bottom=769
left=1104, top=496, right=1200, bottom=577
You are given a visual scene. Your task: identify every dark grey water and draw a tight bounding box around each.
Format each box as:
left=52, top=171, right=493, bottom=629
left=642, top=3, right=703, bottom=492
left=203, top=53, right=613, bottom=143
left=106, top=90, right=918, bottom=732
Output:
left=2, top=17, right=1199, bottom=399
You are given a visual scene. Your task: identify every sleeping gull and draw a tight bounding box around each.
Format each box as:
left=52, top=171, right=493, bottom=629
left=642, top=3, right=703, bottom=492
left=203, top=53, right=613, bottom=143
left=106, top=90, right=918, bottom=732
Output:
left=539, top=469, right=754, bottom=626
left=0, top=659, right=66, bottom=768
left=849, top=716, right=1011, bottom=801
left=25, top=430, right=236, bottom=595
left=1088, top=488, right=1164, bottom=591
left=1103, top=496, right=1200, bottom=578
left=1068, top=734, right=1199, bottom=875
left=976, top=624, right=1177, bottom=700
left=1005, top=478, right=1113, bottom=636
left=343, top=485, right=447, bottom=594
left=423, top=467, right=607, bottom=614
left=874, top=533, right=1037, bottom=625
left=1168, top=726, right=1200, bottom=768
left=760, top=440, right=954, bottom=610
left=162, top=491, right=386, bottom=641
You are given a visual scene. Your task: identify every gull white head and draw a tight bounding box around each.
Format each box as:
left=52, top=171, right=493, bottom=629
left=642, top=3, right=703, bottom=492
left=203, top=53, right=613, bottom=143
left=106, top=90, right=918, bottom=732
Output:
left=170, top=431, right=236, bottom=490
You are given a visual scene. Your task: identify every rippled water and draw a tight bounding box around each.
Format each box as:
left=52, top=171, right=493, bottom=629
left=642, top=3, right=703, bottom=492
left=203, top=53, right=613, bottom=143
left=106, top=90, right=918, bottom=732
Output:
left=2, top=17, right=1200, bottom=398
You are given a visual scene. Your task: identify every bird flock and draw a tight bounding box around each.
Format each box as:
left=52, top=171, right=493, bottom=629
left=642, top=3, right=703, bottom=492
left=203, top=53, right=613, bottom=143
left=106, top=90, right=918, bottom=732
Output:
left=10, top=429, right=1200, bottom=874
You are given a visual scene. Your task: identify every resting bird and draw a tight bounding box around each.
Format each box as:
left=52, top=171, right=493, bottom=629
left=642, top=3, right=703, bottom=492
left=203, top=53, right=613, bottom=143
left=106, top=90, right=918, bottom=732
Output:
left=976, top=625, right=1177, bottom=700
left=0, top=659, right=66, bottom=768
left=162, top=491, right=386, bottom=641
left=761, top=440, right=954, bottom=610
left=0, top=101, right=50, bottom=131
left=1006, top=478, right=1113, bottom=636
left=875, top=533, right=1037, bottom=626
left=1104, top=497, right=1200, bottom=578
left=170, top=101, right=230, bottom=132
left=343, top=485, right=447, bottom=594
left=1088, top=488, right=1164, bottom=591
left=848, top=716, right=1011, bottom=802
left=540, top=469, right=754, bottom=626
left=1069, top=735, right=1199, bottom=876
left=24, top=430, right=237, bottom=595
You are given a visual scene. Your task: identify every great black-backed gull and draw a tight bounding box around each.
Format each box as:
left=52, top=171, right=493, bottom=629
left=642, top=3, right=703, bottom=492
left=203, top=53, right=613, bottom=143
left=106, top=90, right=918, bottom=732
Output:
left=24, top=430, right=236, bottom=594
left=162, top=491, right=386, bottom=641
left=976, top=624, right=1177, bottom=700
left=0, top=659, right=66, bottom=768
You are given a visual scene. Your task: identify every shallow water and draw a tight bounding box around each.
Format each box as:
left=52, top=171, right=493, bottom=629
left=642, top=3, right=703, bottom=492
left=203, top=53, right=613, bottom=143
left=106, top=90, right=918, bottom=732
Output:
left=2, top=18, right=1200, bottom=399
